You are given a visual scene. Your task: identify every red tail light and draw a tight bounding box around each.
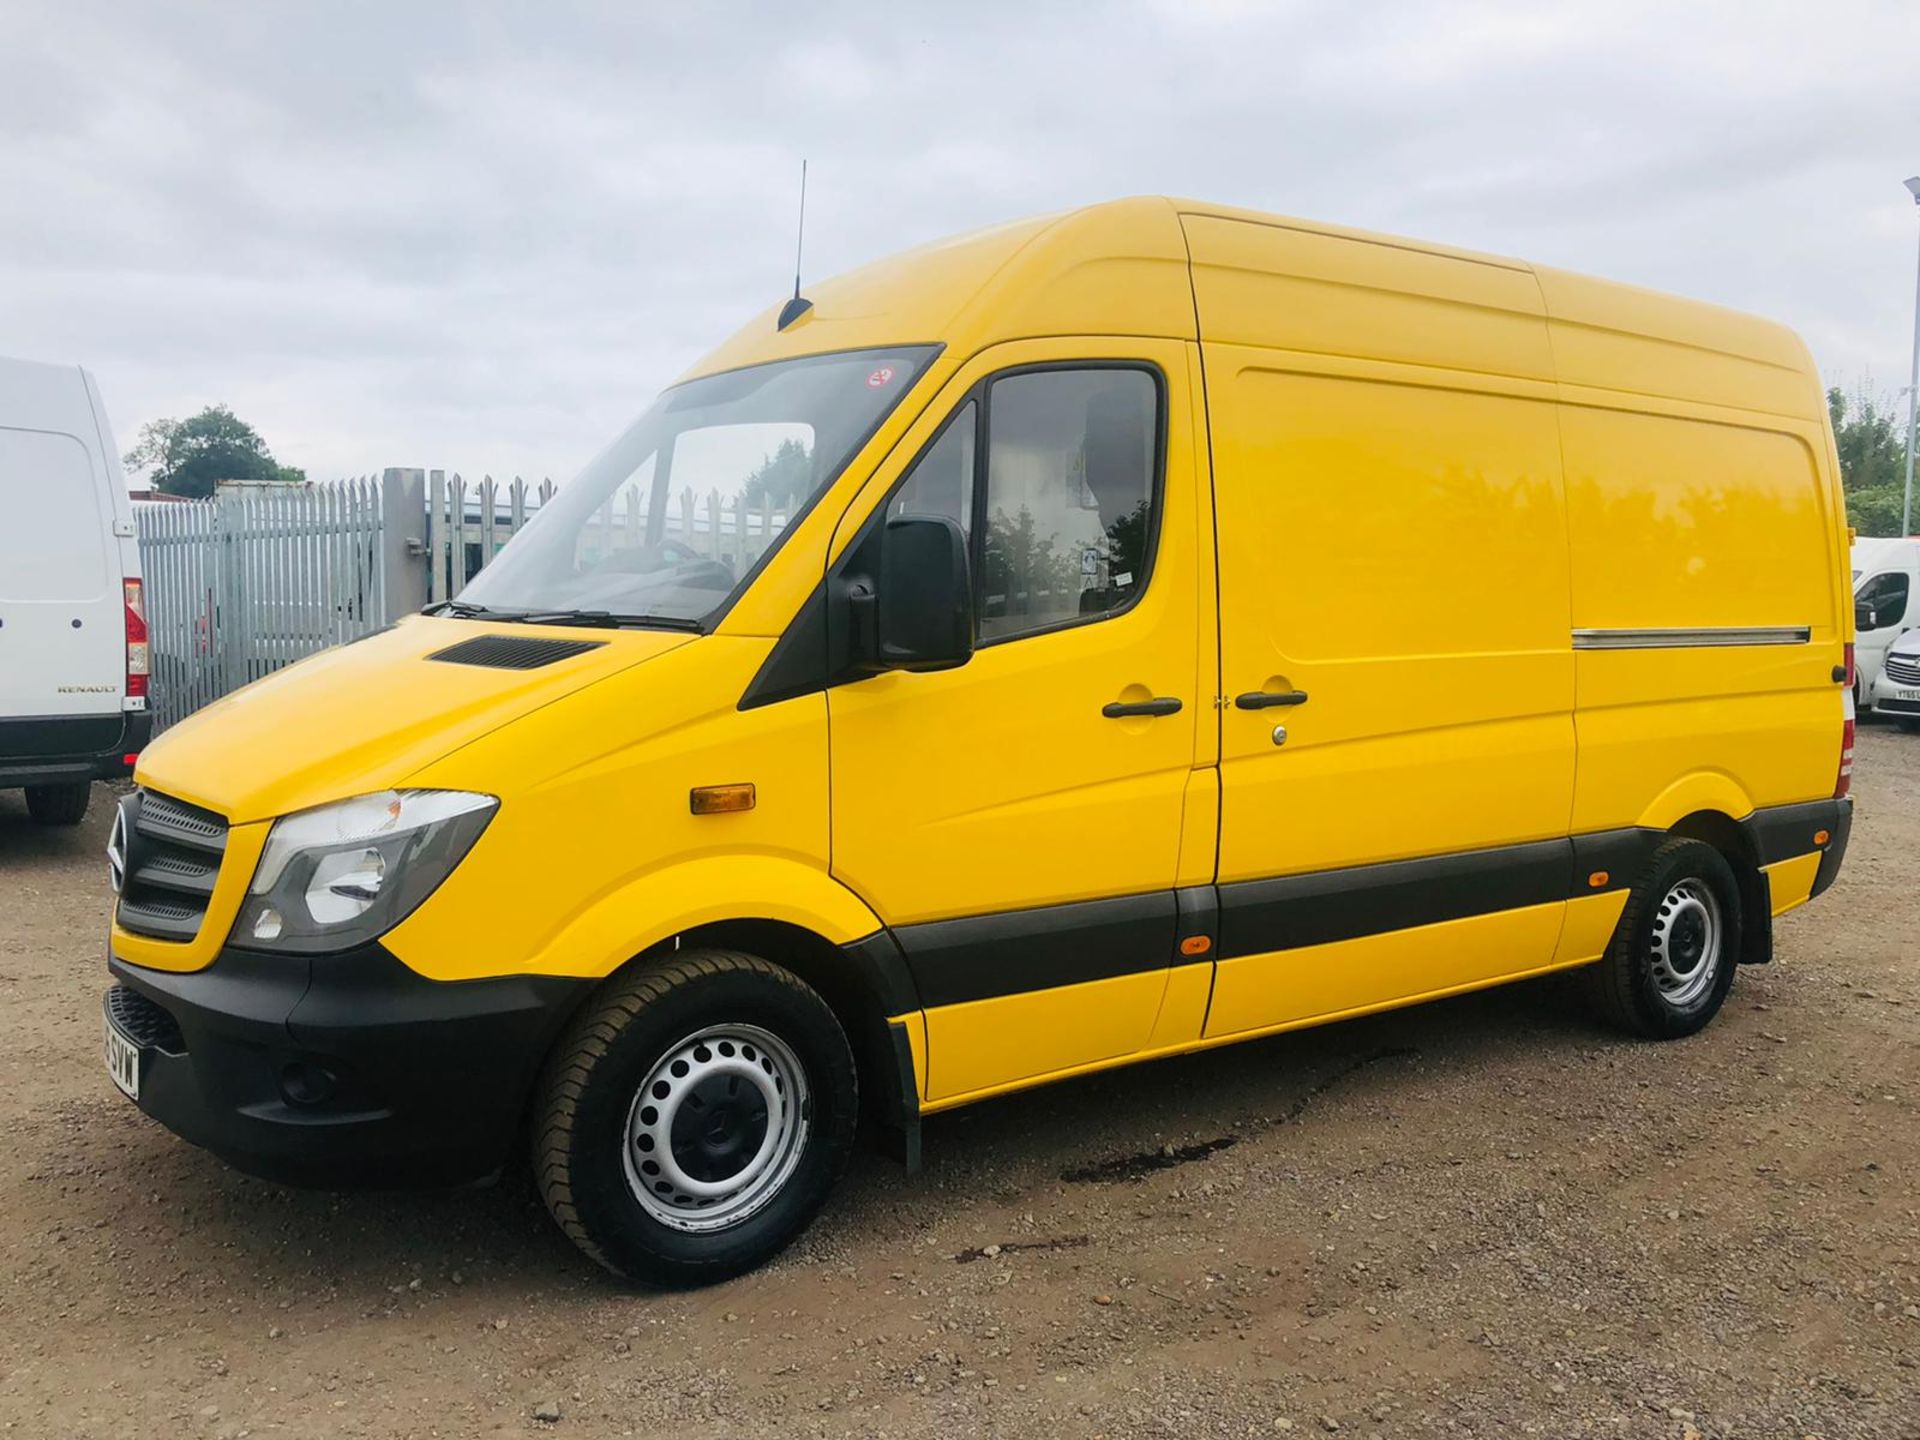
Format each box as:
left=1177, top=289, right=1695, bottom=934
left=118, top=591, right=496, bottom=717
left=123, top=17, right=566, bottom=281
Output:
left=124, top=578, right=149, bottom=700
left=1836, top=644, right=1855, bottom=799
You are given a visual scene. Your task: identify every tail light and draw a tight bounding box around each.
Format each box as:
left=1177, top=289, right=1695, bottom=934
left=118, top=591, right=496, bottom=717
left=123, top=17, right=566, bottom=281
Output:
left=1836, top=644, right=1855, bottom=799
left=124, top=578, right=149, bottom=701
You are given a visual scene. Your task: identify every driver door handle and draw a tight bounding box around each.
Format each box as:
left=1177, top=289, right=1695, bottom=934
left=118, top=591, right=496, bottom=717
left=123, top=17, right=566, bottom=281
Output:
left=1234, top=689, right=1309, bottom=710
left=1102, top=697, right=1183, bottom=719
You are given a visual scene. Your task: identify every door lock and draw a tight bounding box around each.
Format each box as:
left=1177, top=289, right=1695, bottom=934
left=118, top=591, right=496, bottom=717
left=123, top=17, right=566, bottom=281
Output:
left=1271, top=725, right=1288, bottom=747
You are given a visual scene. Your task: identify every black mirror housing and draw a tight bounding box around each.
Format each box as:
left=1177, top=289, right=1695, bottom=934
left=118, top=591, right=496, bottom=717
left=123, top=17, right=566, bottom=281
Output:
left=874, top=515, right=973, bottom=672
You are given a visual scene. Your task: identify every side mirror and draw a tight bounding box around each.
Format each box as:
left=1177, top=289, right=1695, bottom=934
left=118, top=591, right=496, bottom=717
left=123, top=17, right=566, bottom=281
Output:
left=872, top=515, right=973, bottom=672
left=1857, top=602, right=1880, bottom=631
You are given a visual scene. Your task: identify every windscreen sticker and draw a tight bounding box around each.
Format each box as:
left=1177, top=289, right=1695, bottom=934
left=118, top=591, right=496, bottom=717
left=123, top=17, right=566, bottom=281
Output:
left=866, top=366, right=895, bottom=389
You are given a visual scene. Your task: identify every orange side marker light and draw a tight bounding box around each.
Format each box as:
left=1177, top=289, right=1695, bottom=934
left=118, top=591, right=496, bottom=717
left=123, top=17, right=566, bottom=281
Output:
left=690, top=783, right=756, bottom=815
left=1179, top=935, right=1212, bottom=957
left=1813, top=829, right=1830, bottom=846
left=1588, top=871, right=1610, bottom=888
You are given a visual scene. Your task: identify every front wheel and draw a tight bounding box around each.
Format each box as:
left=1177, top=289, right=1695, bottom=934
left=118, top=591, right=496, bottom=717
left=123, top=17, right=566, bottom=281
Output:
left=533, top=950, right=857, bottom=1287
left=1584, top=838, right=1743, bottom=1039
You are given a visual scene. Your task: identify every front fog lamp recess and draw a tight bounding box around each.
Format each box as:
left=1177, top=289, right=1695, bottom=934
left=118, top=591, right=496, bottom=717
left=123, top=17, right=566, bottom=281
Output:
left=234, top=790, right=497, bottom=954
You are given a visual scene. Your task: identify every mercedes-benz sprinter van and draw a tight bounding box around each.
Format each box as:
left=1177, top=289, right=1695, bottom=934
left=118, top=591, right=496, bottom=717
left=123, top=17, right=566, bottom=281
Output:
left=103, top=199, right=1853, bottom=1286
left=1, top=356, right=148, bottom=823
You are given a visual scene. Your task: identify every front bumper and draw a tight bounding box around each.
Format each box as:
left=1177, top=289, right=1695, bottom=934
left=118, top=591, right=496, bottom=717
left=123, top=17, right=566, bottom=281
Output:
left=0, top=710, right=150, bottom=788
left=1868, top=686, right=1920, bottom=717
left=106, top=943, right=592, bottom=1188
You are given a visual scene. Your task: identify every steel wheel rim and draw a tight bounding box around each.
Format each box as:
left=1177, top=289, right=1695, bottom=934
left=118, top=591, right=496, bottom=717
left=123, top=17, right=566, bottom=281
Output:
left=1650, top=878, right=1722, bottom=1008
left=622, top=1023, right=810, bottom=1233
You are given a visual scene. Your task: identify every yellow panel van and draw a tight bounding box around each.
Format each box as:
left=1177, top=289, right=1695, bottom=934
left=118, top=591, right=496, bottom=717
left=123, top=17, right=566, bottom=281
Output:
left=102, top=198, right=1854, bottom=1286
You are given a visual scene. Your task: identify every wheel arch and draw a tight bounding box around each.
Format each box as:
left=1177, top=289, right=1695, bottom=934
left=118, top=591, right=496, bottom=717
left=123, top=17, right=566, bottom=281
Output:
left=1666, top=808, right=1770, bottom=966
left=569, top=915, right=925, bottom=1169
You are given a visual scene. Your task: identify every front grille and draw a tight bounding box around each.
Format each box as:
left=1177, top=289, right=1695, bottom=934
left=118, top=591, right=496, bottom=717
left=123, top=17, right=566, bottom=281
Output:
left=1884, top=652, right=1920, bottom=685
left=426, top=634, right=606, bottom=670
left=115, top=789, right=229, bottom=942
left=105, top=985, right=185, bottom=1054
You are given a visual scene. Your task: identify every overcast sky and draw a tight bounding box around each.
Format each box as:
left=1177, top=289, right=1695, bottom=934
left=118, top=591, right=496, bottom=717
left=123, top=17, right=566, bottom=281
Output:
left=3, top=1, right=1917, bottom=486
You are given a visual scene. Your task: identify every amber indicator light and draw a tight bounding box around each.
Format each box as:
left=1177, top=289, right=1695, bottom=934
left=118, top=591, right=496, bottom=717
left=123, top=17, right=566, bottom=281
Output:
left=690, top=783, right=756, bottom=815
left=1178, top=935, right=1212, bottom=957
left=1587, top=870, right=1610, bottom=888
left=1813, top=829, right=1830, bottom=846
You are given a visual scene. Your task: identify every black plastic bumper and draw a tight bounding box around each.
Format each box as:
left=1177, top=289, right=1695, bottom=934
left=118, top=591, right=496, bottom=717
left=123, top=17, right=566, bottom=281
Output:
left=0, top=711, right=150, bottom=788
left=1811, top=796, right=1851, bottom=900
left=106, top=944, right=592, bottom=1188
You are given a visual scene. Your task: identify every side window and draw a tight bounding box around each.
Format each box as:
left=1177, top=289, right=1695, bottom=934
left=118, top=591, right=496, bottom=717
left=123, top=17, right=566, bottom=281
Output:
left=886, top=401, right=975, bottom=537
left=1858, top=572, right=1910, bottom=631
left=977, top=368, right=1159, bottom=643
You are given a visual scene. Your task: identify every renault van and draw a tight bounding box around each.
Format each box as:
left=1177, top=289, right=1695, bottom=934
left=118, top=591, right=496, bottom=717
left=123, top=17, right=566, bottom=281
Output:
left=103, top=199, right=1853, bottom=1286
left=1, top=356, right=148, bottom=824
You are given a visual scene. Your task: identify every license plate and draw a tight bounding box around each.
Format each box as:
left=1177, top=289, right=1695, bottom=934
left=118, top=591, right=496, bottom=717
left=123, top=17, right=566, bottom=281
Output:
left=104, top=1016, right=140, bottom=1101
left=1900, top=689, right=1920, bottom=702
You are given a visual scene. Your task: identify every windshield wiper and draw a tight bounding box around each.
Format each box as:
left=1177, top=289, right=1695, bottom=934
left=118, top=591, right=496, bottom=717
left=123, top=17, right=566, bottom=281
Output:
left=422, top=600, right=531, bottom=621
left=516, top=609, right=706, bottom=633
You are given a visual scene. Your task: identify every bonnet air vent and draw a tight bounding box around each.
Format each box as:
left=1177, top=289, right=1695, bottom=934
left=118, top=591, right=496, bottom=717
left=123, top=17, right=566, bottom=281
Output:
left=426, top=635, right=607, bottom=670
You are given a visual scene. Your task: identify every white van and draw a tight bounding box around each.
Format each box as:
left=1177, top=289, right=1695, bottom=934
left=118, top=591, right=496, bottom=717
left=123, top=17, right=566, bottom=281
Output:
left=1850, top=536, right=1920, bottom=712
left=0, top=357, right=148, bottom=824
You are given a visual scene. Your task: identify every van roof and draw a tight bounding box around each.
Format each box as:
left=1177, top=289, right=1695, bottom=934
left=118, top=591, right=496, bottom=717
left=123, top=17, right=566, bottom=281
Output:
left=680, top=196, right=1818, bottom=420
left=0, top=354, right=96, bottom=431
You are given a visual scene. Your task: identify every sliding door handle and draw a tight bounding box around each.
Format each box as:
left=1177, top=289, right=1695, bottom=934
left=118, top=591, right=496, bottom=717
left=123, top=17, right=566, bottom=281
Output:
left=1234, top=689, right=1309, bottom=710
left=1102, top=697, right=1183, bottom=719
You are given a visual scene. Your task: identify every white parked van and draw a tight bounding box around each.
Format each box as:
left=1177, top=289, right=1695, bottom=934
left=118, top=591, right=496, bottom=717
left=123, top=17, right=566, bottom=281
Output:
left=1851, top=536, right=1920, bottom=712
left=0, top=357, right=148, bottom=824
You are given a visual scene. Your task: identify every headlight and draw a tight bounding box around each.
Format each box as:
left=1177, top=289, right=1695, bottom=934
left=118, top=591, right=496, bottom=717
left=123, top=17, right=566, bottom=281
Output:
left=232, top=790, right=497, bottom=953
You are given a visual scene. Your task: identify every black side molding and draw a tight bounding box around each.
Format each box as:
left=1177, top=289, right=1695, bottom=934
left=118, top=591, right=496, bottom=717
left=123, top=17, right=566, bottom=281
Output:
left=894, top=891, right=1176, bottom=1008
left=1216, top=839, right=1571, bottom=960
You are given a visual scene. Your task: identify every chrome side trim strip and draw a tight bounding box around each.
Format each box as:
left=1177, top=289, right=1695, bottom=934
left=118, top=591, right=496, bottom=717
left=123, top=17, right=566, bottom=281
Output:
left=1571, top=626, right=1811, bottom=650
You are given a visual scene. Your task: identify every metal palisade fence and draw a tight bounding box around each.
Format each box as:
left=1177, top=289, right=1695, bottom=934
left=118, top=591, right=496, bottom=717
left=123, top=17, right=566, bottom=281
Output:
left=135, top=477, right=395, bottom=730
left=136, top=469, right=798, bottom=731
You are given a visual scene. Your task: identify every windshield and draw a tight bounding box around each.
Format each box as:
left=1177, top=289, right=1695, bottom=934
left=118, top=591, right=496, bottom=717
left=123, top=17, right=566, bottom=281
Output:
left=458, top=345, right=938, bottom=626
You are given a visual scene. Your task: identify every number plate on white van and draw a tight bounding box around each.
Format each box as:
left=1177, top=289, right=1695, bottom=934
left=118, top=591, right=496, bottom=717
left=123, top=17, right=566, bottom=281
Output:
left=104, top=1017, right=140, bottom=1100
left=1899, top=688, right=1920, bottom=702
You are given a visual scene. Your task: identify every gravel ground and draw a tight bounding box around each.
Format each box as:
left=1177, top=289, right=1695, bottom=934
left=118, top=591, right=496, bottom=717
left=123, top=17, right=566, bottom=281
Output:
left=2, top=729, right=1917, bottom=1440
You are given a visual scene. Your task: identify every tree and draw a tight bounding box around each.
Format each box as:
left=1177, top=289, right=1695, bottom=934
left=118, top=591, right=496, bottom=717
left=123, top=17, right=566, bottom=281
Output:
left=1829, top=385, right=1912, bottom=537
left=738, top=438, right=813, bottom=510
left=124, top=405, right=306, bottom=498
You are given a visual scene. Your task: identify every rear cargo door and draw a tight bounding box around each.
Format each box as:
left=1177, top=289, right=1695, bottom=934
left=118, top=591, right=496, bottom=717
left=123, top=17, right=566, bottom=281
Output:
left=0, top=398, right=126, bottom=719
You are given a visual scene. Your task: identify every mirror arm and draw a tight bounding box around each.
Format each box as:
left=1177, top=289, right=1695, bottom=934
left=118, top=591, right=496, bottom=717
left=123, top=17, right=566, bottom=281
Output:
left=845, top=576, right=878, bottom=670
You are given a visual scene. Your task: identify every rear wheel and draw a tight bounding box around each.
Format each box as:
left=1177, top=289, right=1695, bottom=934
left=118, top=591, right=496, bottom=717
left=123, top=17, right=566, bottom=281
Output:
left=533, top=949, right=857, bottom=1287
left=1585, top=838, right=1743, bottom=1039
left=24, top=782, right=92, bottom=826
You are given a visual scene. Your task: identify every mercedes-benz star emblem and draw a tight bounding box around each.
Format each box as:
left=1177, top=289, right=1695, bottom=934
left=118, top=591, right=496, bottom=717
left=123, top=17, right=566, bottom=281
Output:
left=106, top=803, right=128, bottom=895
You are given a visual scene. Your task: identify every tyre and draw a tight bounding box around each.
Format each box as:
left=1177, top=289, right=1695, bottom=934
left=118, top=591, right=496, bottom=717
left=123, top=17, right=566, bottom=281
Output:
left=533, top=949, right=857, bottom=1287
left=1584, top=838, right=1743, bottom=1039
left=24, top=782, right=92, bottom=826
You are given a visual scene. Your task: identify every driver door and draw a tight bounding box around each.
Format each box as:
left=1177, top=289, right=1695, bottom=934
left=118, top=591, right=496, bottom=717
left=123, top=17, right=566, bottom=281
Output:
left=826, top=338, right=1209, bottom=1104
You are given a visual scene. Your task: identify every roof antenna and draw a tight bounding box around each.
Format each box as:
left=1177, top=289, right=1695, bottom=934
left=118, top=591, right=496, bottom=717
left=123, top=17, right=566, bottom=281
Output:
left=777, top=160, right=813, bottom=330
